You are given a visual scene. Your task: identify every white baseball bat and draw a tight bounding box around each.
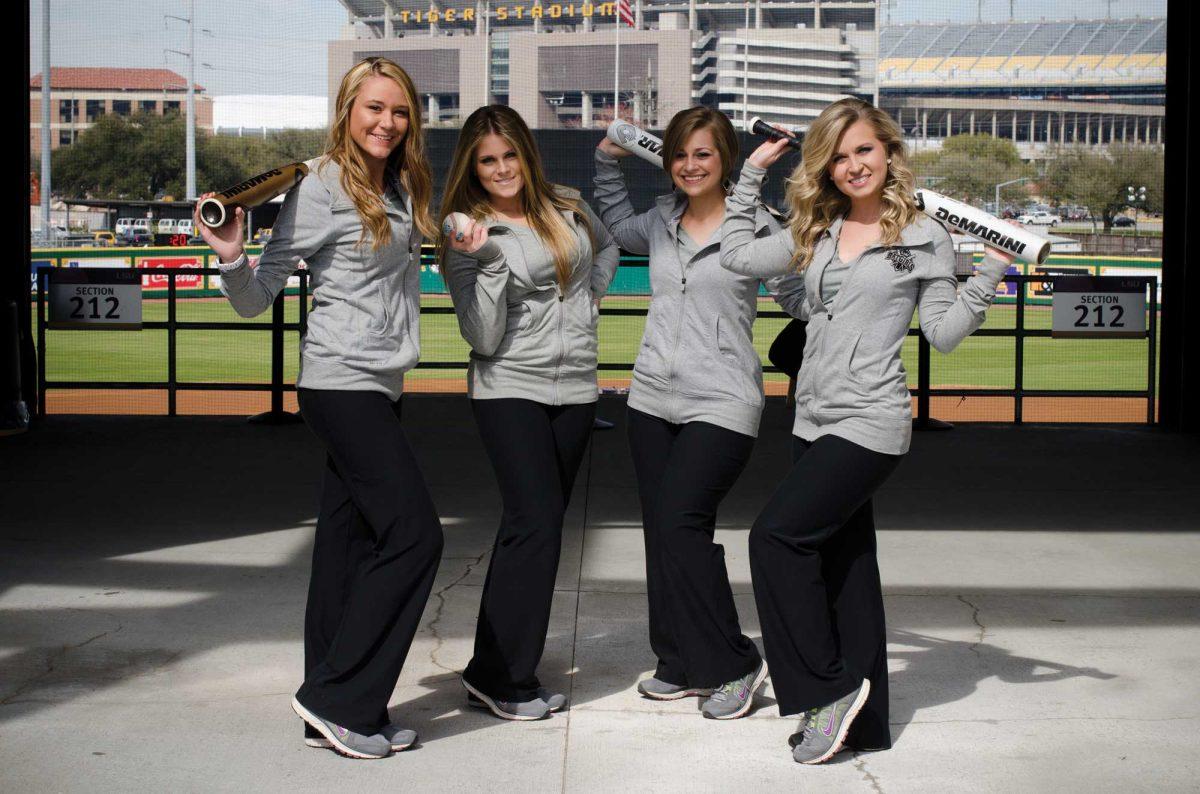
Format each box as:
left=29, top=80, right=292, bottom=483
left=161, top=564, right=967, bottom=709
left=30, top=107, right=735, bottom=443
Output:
left=606, top=120, right=665, bottom=167
left=736, top=117, right=1051, bottom=264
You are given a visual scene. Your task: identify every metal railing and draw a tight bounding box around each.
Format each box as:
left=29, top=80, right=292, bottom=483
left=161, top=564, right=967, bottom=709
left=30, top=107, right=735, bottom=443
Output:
left=35, top=268, right=1158, bottom=425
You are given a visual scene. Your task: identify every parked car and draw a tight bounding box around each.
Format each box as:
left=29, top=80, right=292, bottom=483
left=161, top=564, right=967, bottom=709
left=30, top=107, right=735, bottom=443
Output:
left=157, top=218, right=178, bottom=234
left=92, top=231, right=116, bottom=247
left=119, top=230, right=154, bottom=246
left=175, top=219, right=195, bottom=237
left=1017, top=211, right=1059, bottom=227
left=115, top=217, right=136, bottom=237
left=1111, top=215, right=1136, bottom=228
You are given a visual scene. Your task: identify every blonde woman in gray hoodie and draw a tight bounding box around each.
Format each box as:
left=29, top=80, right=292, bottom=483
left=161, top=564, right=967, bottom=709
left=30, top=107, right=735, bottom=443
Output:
left=440, top=105, right=619, bottom=721
left=721, top=98, right=1015, bottom=764
left=594, top=107, right=806, bottom=721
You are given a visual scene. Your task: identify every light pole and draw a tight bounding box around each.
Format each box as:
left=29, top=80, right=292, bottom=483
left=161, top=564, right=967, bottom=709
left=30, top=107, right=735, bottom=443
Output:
left=995, top=176, right=1031, bottom=218
left=1126, top=184, right=1146, bottom=242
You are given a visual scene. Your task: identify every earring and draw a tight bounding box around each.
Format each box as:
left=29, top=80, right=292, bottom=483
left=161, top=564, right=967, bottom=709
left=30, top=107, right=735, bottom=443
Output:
left=887, top=158, right=892, bottom=164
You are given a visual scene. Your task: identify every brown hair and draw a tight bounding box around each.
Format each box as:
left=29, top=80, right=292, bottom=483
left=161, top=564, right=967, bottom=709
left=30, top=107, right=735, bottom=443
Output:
left=783, top=98, right=921, bottom=271
left=661, top=106, right=739, bottom=188
left=437, top=105, right=593, bottom=288
left=323, top=57, right=436, bottom=249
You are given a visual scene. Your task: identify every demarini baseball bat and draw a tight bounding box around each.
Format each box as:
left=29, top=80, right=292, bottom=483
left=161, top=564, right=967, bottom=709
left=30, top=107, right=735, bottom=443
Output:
left=741, top=117, right=1051, bottom=264
left=198, top=162, right=310, bottom=228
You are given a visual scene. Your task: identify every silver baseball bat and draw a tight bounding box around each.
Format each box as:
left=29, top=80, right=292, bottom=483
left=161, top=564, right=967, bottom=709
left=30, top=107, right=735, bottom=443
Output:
left=606, top=120, right=665, bottom=167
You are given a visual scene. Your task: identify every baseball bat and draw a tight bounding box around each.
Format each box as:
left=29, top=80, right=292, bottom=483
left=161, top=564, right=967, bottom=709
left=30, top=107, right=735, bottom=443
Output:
left=736, top=117, right=1053, bottom=264
left=198, top=162, right=310, bottom=228
left=606, top=120, right=665, bottom=167
left=747, top=116, right=803, bottom=150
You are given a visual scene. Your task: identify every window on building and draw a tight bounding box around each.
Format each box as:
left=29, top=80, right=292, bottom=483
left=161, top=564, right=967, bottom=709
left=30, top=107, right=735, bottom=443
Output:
left=86, top=99, right=105, bottom=122
left=140, top=100, right=157, bottom=114
left=112, top=100, right=131, bottom=116
left=58, top=99, right=79, bottom=123
left=59, top=130, right=73, bottom=146
left=164, top=100, right=181, bottom=114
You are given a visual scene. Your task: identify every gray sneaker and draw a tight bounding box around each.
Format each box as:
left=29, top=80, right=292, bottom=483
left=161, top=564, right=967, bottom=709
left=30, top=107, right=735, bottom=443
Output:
left=700, top=660, right=768, bottom=720
left=461, top=678, right=551, bottom=721
left=636, top=677, right=713, bottom=701
left=291, top=696, right=391, bottom=759
left=790, top=679, right=871, bottom=765
left=306, top=722, right=417, bottom=752
left=467, top=687, right=566, bottom=713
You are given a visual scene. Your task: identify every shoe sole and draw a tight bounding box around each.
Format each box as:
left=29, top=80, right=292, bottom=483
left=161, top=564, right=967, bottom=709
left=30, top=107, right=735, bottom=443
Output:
left=703, top=661, right=770, bottom=721
left=800, top=679, right=872, bottom=766
left=460, top=679, right=549, bottom=721
left=306, top=736, right=415, bottom=752
left=637, top=685, right=713, bottom=701
left=468, top=693, right=565, bottom=714
left=291, top=697, right=389, bottom=760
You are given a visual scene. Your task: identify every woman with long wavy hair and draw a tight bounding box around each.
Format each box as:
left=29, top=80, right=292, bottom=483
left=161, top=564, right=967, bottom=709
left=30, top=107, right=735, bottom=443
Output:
left=594, top=106, right=806, bottom=721
left=439, top=105, right=618, bottom=720
left=721, top=98, right=1014, bottom=764
left=195, top=57, right=442, bottom=759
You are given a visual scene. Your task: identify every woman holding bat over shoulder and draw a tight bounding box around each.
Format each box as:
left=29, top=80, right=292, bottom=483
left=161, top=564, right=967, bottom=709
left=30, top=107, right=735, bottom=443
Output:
left=720, top=97, right=1014, bottom=764
left=195, top=57, right=443, bottom=760
left=439, top=105, right=618, bottom=720
left=594, top=107, right=805, bottom=720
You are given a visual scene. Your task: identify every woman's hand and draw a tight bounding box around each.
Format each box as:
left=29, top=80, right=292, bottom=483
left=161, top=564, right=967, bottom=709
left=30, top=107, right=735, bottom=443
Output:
left=983, top=219, right=1021, bottom=265
left=445, top=215, right=490, bottom=255
left=193, top=193, right=245, bottom=264
left=597, top=138, right=630, bottom=158
left=747, top=126, right=794, bottom=170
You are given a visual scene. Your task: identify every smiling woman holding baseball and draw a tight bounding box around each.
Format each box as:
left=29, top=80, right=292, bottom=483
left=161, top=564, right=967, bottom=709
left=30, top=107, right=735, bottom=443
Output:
left=720, top=97, right=1014, bottom=764
left=594, top=107, right=806, bottom=721
left=196, top=57, right=442, bottom=760
left=438, top=104, right=618, bottom=721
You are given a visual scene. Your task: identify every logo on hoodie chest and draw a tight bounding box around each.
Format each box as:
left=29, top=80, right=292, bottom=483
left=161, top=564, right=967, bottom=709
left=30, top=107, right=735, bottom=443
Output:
left=884, top=247, right=915, bottom=274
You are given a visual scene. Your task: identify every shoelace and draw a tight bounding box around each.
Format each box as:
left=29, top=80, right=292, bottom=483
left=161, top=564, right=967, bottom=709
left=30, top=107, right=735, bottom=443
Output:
left=800, top=707, right=823, bottom=740
left=710, top=678, right=742, bottom=702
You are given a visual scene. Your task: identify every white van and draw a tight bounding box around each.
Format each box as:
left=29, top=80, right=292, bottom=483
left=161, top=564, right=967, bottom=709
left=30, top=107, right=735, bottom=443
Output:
left=157, top=218, right=178, bottom=234
left=132, top=219, right=152, bottom=234
left=175, top=219, right=195, bottom=237
left=115, top=217, right=136, bottom=236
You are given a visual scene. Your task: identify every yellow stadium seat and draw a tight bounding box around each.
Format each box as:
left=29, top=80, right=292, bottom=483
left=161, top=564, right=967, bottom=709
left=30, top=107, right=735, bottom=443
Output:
left=880, top=58, right=914, bottom=73
left=1037, top=55, right=1073, bottom=71
left=970, top=56, right=1008, bottom=73
left=1099, top=54, right=1126, bottom=70
left=1001, top=56, right=1042, bottom=74
left=1067, top=55, right=1103, bottom=72
left=935, top=56, right=976, bottom=74
left=907, top=57, right=942, bottom=73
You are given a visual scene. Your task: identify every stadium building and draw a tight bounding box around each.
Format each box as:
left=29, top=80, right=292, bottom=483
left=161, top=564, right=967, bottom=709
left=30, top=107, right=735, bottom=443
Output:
left=329, top=1, right=880, bottom=129
left=878, top=18, right=1166, bottom=155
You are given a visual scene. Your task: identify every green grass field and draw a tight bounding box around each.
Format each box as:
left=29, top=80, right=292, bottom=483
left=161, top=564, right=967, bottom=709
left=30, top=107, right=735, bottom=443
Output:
left=35, top=294, right=1155, bottom=393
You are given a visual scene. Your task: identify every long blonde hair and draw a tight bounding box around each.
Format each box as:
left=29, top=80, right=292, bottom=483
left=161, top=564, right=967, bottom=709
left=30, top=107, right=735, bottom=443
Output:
left=438, top=105, right=592, bottom=288
left=323, top=57, right=436, bottom=250
left=784, top=98, right=920, bottom=271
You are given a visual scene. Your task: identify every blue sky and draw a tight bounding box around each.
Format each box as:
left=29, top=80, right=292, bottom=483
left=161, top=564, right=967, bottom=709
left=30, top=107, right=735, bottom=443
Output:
left=30, top=0, right=1168, bottom=97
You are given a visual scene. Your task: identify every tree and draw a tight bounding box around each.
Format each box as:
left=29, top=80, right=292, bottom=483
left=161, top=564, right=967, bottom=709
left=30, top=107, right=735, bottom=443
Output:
left=909, top=134, right=1032, bottom=207
left=1046, top=144, right=1165, bottom=231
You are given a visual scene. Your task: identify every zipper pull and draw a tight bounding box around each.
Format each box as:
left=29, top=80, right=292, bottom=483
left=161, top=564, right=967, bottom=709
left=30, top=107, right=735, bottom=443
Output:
left=827, top=313, right=833, bottom=321
left=681, top=276, right=687, bottom=293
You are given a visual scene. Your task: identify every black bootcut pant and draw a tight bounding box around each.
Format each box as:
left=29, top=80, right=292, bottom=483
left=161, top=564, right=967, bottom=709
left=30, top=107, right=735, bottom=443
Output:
left=296, top=389, right=444, bottom=736
left=749, top=433, right=902, bottom=750
left=463, top=398, right=595, bottom=702
left=628, top=407, right=762, bottom=689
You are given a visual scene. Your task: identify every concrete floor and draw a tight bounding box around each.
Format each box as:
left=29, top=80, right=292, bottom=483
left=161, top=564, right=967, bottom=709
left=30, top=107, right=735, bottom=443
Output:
left=2, top=397, right=1198, bottom=792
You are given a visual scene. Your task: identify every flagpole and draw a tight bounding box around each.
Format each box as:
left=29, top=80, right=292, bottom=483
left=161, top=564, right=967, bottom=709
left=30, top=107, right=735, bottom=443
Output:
left=614, top=8, right=620, bottom=122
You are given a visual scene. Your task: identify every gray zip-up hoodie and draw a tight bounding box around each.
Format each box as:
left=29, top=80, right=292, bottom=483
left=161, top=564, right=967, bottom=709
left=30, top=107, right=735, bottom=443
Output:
left=443, top=188, right=619, bottom=405
left=594, top=149, right=806, bottom=437
left=722, top=162, right=1009, bottom=455
left=217, top=157, right=423, bottom=400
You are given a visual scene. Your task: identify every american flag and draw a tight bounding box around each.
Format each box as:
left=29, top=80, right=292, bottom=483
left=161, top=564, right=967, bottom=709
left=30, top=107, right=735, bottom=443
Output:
left=617, top=0, right=635, bottom=27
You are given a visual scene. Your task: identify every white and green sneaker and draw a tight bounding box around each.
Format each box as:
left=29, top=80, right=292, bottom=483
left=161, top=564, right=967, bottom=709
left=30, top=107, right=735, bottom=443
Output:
left=790, top=679, right=871, bottom=765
